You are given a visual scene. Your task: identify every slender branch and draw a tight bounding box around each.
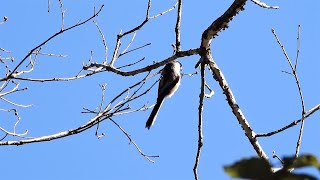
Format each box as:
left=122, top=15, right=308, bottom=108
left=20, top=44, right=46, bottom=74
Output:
left=32, top=52, right=67, bottom=58
left=58, top=0, right=65, bottom=30
left=93, top=20, right=108, bottom=64
left=109, top=118, right=159, bottom=163
left=118, top=43, right=151, bottom=58
left=119, top=32, right=136, bottom=57
left=271, top=29, right=294, bottom=70
left=0, top=73, right=154, bottom=145
left=193, top=62, right=205, bottom=180
left=118, top=57, right=146, bottom=69
left=47, top=0, right=50, bottom=12
left=110, top=33, right=121, bottom=66
left=120, top=1, right=177, bottom=38
left=0, top=5, right=104, bottom=82
left=294, top=25, right=301, bottom=71
left=255, top=104, right=320, bottom=137
left=95, top=84, right=107, bottom=138
left=271, top=27, right=306, bottom=158
left=0, top=47, right=10, bottom=53
left=1, top=97, right=32, bottom=108
left=175, top=0, right=182, bottom=52
left=109, top=1, right=177, bottom=67
left=85, top=48, right=200, bottom=76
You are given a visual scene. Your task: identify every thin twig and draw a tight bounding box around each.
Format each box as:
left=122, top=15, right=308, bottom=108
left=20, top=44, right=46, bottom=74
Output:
left=32, top=52, right=67, bottom=58
left=294, top=25, right=301, bottom=71
left=255, top=104, right=320, bottom=137
left=119, top=1, right=177, bottom=38
left=271, top=27, right=306, bottom=158
left=58, top=0, right=65, bottom=30
left=250, top=0, right=279, bottom=9
left=193, top=62, right=205, bottom=180
left=1, top=5, right=104, bottom=81
left=95, top=84, right=107, bottom=138
left=119, top=32, right=136, bottom=57
left=118, top=58, right=147, bottom=71
left=1, top=97, right=32, bottom=108
left=0, top=47, right=10, bottom=53
left=47, top=0, right=50, bottom=12
left=118, top=43, right=151, bottom=58
left=272, top=151, right=284, bottom=164
left=204, top=83, right=214, bottom=98
left=0, top=71, right=151, bottom=145
left=109, top=118, right=159, bottom=163
left=93, top=20, right=108, bottom=64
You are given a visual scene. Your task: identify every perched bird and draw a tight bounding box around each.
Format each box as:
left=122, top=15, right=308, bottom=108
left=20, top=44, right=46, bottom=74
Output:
left=146, top=61, right=182, bottom=129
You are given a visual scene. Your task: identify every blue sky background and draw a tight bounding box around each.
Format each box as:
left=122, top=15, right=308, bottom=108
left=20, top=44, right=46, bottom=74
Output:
left=1, top=0, right=319, bottom=179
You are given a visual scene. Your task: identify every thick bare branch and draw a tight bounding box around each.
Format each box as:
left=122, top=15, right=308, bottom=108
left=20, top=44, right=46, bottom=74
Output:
left=200, top=0, right=247, bottom=48
left=206, top=49, right=269, bottom=162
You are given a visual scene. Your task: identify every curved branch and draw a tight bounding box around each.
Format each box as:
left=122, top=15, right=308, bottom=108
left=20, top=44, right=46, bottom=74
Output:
left=0, top=5, right=104, bottom=82
left=200, top=0, right=247, bottom=48
left=85, top=48, right=200, bottom=76
left=0, top=72, right=153, bottom=146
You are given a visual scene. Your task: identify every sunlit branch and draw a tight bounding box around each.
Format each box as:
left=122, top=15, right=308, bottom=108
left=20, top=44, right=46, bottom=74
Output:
left=271, top=27, right=305, bottom=158
left=250, top=0, right=279, bottom=9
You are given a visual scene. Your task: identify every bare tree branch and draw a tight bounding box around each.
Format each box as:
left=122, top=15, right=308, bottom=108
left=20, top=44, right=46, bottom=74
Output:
left=0, top=72, right=154, bottom=145
left=85, top=48, right=200, bottom=76
left=206, top=50, right=269, bottom=162
left=0, top=5, right=104, bottom=82
left=110, top=118, right=159, bottom=163
left=109, top=1, right=178, bottom=67
left=93, top=20, right=108, bottom=64
left=255, top=104, right=320, bottom=137
left=193, top=62, right=205, bottom=180
left=58, top=0, right=65, bottom=30
left=200, top=0, right=247, bottom=48
left=251, top=0, right=279, bottom=9
left=271, top=27, right=306, bottom=158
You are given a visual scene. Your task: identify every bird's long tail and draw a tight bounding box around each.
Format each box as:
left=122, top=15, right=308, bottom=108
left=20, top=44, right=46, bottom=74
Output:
left=145, top=98, right=164, bottom=129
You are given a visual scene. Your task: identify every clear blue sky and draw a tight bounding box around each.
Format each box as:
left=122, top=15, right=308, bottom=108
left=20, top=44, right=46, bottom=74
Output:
left=1, top=0, right=319, bottom=179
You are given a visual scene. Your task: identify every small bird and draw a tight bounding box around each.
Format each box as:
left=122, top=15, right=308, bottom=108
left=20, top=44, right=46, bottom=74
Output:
left=146, top=61, right=182, bottom=129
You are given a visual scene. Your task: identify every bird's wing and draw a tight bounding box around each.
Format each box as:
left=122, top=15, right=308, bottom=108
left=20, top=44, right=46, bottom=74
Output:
left=157, top=75, right=180, bottom=99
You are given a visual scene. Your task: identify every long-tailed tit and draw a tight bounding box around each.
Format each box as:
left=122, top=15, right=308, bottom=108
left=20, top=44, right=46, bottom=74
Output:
left=146, top=61, right=182, bottom=129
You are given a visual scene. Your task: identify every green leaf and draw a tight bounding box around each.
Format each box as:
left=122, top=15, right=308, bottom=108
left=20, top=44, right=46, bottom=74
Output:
left=273, top=170, right=317, bottom=180
left=283, top=154, right=320, bottom=170
left=224, top=157, right=272, bottom=179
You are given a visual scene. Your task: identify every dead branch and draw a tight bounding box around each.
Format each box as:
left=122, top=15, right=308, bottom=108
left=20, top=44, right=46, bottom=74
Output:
left=0, top=5, right=104, bottom=82
left=193, top=62, right=205, bottom=180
